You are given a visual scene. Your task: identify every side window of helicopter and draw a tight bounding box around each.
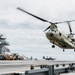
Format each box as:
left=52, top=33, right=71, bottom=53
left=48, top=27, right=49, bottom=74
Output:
left=59, top=32, right=61, bottom=36
left=68, top=35, right=69, bottom=38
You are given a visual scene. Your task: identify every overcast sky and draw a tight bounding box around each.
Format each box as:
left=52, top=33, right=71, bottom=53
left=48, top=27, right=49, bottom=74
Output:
left=0, top=0, right=75, bottom=60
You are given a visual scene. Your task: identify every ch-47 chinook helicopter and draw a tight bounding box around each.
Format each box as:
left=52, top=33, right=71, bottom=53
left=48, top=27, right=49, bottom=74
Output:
left=17, top=7, right=75, bottom=52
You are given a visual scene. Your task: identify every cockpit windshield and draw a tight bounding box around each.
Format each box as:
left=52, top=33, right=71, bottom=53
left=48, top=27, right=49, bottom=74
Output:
left=50, top=24, right=58, bottom=31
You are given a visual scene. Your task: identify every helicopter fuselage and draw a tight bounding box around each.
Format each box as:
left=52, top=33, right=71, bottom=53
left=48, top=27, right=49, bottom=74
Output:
left=46, top=30, right=75, bottom=49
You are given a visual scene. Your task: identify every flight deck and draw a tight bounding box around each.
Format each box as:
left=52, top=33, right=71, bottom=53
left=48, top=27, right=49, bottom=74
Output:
left=0, top=60, right=75, bottom=74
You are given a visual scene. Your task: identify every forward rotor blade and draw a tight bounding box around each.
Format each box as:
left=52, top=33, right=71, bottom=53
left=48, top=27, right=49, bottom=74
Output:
left=55, top=20, right=75, bottom=24
left=44, top=26, right=50, bottom=31
left=17, top=7, right=52, bottom=24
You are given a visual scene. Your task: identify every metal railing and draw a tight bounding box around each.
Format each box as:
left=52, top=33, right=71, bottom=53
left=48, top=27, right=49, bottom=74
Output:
left=25, top=64, right=75, bottom=75
left=1, top=63, right=75, bottom=75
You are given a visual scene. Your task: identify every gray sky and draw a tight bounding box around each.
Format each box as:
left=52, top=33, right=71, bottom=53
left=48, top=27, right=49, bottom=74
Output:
left=0, top=0, right=75, bottom=60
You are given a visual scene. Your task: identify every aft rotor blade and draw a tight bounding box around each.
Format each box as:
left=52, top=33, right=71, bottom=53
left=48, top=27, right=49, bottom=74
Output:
left=67, top=22, right=72, bottom=34
left=17, top=7, right=52, bottom=24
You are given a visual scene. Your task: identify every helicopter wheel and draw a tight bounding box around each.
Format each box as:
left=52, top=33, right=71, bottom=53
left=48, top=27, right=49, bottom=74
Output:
left=52, top=45, right=55, bottom=48
left=63, top=49, right=65, bottom=52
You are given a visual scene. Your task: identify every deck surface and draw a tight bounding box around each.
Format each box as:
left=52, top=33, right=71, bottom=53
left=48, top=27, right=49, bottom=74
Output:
left=0, top=60, right=75, bottom=74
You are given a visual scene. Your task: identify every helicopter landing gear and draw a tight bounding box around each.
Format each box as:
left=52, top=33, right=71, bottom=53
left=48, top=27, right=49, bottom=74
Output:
left=52, top=45, right=55, bottom=48
left=63, top=49, right=65, bottom=52
left=74, top=49, right=75, bottom=52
